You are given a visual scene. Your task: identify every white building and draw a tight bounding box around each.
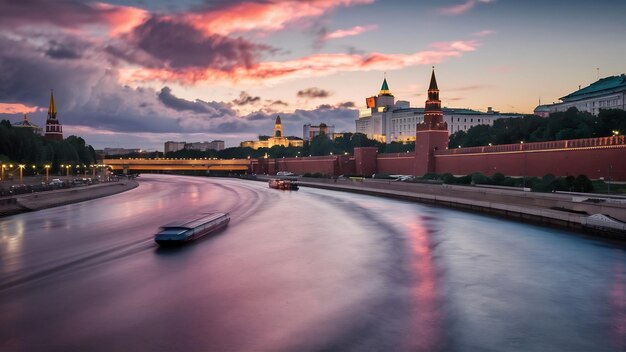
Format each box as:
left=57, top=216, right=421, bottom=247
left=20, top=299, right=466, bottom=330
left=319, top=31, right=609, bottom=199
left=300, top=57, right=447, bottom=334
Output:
left=185, top=140, right=225, bottom=151
left=303, top=123, right=335, bottom=141
left=356, top=78, right=521, bottom=143
left=164, top=141, right=187, bottom=153
left=165, top=140, right=225, bottom=153
left=535, top=74, right=626, bottom=116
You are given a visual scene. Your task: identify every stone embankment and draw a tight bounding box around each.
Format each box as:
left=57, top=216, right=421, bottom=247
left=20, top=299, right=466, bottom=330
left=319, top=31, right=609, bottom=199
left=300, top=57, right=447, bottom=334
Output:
left=258, top=176, right=626, bottom=239
left=0, top=180, right=138, bottom=217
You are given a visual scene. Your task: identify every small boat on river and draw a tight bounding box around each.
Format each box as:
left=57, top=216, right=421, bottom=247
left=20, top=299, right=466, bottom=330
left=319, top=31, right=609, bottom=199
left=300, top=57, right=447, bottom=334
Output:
left=269, top=179, right=299, bottom=191
left=154, top=212, right=230, bottom=245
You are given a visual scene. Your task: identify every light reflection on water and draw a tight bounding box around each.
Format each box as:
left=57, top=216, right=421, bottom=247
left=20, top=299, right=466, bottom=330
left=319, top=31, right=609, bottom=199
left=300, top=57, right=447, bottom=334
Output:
left=611, top=250, right=626, bottom=350
left=0, top=218, right=24, bottom=274
left=404, top=220, right=443, bottom=351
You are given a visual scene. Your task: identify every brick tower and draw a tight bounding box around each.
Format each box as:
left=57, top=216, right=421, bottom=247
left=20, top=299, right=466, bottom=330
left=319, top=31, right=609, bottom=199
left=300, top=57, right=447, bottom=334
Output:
left=44, top=90, right=63, bottom=141
left=415, top=68, right=448, bottom=175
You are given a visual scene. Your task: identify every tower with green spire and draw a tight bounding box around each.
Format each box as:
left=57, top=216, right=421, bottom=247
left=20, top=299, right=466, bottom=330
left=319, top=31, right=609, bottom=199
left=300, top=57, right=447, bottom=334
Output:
left=376, top=76, right=395, bottom=109
left=379, top=78, right=393, bottom=96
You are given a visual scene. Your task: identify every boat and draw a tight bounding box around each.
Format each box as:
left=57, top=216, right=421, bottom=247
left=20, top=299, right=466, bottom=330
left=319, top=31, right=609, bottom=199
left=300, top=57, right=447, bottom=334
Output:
left=154, top=212, right=230, bottom=245
left=269, top=179, right=299, bottom=191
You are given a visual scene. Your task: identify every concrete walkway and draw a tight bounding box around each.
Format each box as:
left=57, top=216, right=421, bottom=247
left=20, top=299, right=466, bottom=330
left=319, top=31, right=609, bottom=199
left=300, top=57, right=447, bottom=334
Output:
left=259, top=176, right=626, bottom=238
left=0, top=180, right=138, bottom=217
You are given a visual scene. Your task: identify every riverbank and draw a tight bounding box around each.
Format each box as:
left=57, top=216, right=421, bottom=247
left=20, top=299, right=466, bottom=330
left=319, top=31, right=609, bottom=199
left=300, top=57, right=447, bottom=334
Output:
left=257, top=176, right=626, bottom=239
left=0, top=180, right=139, bottom=217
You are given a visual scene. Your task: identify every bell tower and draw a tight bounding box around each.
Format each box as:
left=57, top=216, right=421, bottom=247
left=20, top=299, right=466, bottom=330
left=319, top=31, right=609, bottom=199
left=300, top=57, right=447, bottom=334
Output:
left=44, top=90, right=64, bottom=141
left=273, top=115, right=283, bottom=138
left=415, top=68, right=448, bottom=175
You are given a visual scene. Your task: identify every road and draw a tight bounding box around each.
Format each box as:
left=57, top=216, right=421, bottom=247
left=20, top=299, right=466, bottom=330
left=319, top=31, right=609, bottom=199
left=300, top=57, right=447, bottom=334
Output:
left=0, top=174, right=624, bottom=351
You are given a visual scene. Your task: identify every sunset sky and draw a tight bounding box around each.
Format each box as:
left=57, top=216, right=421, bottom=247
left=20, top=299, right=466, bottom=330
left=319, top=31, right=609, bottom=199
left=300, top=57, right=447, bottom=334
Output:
left=0, top=0, right=625, bottom=150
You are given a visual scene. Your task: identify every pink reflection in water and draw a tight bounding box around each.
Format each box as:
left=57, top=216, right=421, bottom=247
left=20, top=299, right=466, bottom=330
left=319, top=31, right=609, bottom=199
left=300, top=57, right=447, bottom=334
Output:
left=611, top=249, right=626, bottom=350
left=404, top=221, right=443, bottom=351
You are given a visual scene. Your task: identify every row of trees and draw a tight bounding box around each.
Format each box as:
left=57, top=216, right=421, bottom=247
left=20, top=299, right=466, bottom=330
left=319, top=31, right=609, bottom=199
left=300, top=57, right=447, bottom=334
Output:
left=0, top=120, right=97, bottom=173
left=155, top=132, right=415, bottom=160
left=449, top=108, right=626, bottom=148
left=422, top=172, right=595, bottom=192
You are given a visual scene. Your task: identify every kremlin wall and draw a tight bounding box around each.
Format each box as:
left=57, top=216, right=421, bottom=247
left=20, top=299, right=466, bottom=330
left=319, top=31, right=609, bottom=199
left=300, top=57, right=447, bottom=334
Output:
left=251, top=69, right=626, bottom=181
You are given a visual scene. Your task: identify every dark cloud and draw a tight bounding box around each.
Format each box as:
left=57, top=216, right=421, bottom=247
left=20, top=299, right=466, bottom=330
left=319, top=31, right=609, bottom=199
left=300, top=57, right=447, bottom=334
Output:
left=159, top=87, right=209, bottom=113
left=0, top=0, right=128, bottom=30
left=270, top=100, right=289, bottom=106
left=128, top=16, right=273, bottom=70
left=338, top=101, right=356, bottom=108
left=45, top=40, right=86, bottom=60
left=232, top=91, right=261, bottom=106
left=297, top=87, right=332, bottom=99
left=316, top=104, right=333, bottom=110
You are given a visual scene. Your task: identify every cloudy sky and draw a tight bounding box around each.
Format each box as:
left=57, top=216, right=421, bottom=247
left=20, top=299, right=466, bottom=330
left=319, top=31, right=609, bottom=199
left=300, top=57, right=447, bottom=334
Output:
left=0, top=0, right=624, bottom=150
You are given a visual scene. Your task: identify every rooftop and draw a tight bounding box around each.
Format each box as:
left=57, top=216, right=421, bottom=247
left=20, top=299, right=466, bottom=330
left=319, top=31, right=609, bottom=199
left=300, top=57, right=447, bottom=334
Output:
left=560, top=74, right=626, bottom=102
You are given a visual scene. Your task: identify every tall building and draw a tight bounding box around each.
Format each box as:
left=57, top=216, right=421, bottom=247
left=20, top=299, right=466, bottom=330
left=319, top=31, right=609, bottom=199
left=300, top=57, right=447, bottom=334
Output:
left=165, top=141, right=187, bottom=153
left=303, top=123, right=335, bottom=141
left=12, top=113, right=43, bottom=135
left=44, top=90, right=63, bottom=141
left=415, top=68, right=449, bottom=175
left=241, top=116, right=304, bottom=149
left=185, top=140, right=225, bottom=151
left=535, top=74, right=626, bottom=116
left=356, top=76, right=520, bottom=143
left=164, top=140, right=224, bottom=153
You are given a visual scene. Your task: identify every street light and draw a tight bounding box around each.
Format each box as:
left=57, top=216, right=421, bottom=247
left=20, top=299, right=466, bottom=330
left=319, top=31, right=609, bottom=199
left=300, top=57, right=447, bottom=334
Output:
left=1, top=164, right=5, bottom=181
left=44, top=165, right=51, bottom=182
left=18, top=164, right=25, bottom=184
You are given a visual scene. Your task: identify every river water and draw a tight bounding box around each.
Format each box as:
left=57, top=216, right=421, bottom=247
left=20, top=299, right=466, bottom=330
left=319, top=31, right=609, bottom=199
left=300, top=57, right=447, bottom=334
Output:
left=0, top=174, right=624, bottom=351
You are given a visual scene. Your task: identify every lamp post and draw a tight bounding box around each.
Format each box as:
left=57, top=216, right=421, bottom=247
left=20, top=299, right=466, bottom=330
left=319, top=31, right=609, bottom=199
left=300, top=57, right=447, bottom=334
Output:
left=45, top=165, right=50, bottom=182
left=66, top=165, right=71, bottom=177
left=18, top=164, right=25, bottom=184
left=1, top=164, right=5, bottom=182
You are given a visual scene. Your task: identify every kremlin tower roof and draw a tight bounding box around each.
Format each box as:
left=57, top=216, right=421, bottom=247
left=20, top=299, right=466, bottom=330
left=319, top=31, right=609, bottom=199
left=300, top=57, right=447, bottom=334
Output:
left=429, top=67, right=438, bottom=90
left=48, top=90, right=57, bottom=119
left=379, top=78, right=393, bottom=96
left=275, top=115, right=282, bottom=124
left=44, top=90, right=63, bottom=141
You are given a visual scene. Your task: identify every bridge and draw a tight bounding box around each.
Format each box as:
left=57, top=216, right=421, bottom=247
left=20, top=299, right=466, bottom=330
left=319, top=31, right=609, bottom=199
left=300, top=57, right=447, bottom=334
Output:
left=104, top=158, right=251, bottom=173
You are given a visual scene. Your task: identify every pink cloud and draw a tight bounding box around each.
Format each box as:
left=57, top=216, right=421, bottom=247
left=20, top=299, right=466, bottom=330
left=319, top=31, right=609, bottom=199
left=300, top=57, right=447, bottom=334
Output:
left=0, top=103, right=39, bottom=114
left=184, top=0, right=374, bottom=36
left=323, top=25, right=378, bottom=40
left=121, top=39, right=480, bottom=85
left=0, top=0, right=147, bottom=36
left=472, top=29, right=496, bottom=37
left=439, top=0, right=494, bottom=16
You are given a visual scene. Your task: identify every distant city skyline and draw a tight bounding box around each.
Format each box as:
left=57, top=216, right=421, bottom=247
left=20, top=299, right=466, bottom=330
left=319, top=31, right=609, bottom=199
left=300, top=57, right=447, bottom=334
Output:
left=0, top=0, right=624, bottom=150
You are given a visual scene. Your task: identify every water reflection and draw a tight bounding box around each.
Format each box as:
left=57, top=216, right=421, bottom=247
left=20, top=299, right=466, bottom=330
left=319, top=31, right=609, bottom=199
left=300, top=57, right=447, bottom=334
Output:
left=611, top=249, right=626, bottom=350
left=404, top=218, right=443, bottom=351
left=0, top=218, right=24, bottom=274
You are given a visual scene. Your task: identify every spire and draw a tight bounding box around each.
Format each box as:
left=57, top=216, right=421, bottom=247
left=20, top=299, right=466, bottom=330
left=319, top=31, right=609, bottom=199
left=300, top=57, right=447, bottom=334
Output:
left=23, top=113, right=28, bottom=122
left=275, top=115, right=282, bottom=125
left=47, top=90, right=57, bottom=119
left=429, top=67, right=438, bottom=91
left=379, top=77, right=392, bottom=96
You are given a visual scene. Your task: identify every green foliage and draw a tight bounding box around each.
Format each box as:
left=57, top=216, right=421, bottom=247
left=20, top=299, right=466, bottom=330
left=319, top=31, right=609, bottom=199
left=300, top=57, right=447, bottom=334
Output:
left=448, top=108, right=626, bottom=148
left=0, top=120, right=95, bottom=172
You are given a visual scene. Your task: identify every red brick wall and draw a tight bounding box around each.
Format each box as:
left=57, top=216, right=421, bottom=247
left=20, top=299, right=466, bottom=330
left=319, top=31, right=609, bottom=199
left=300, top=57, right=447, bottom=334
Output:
left=435, top=144, right=626, bottom=181
left=377, top=153, right=416, bottom=175
left=354, top=147, right=378, bottom=176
